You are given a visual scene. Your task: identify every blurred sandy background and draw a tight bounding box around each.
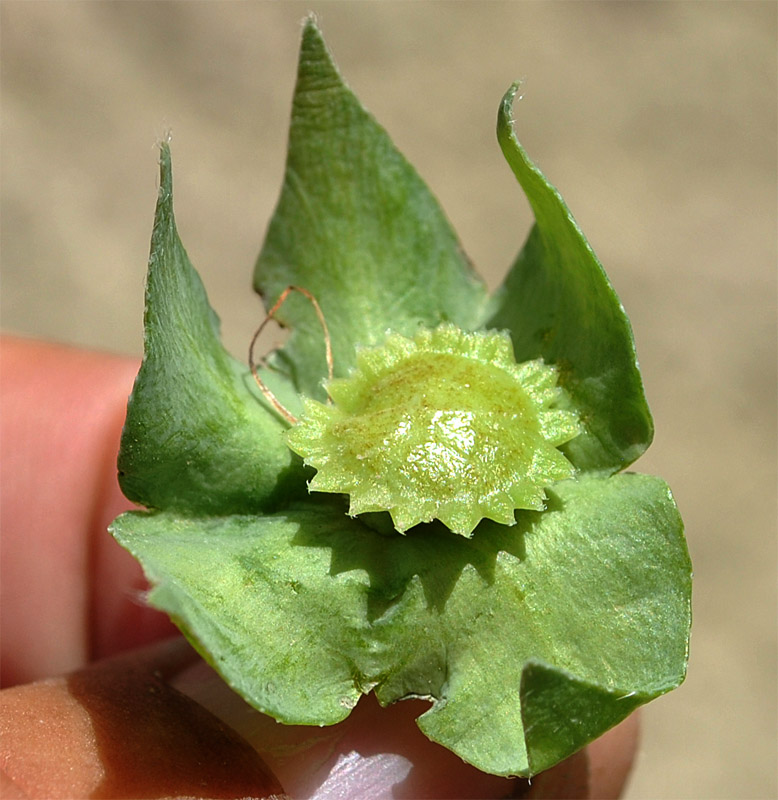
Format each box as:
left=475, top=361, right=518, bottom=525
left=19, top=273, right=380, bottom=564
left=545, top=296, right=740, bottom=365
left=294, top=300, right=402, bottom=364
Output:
left=2, top=2, right=776, bottom=798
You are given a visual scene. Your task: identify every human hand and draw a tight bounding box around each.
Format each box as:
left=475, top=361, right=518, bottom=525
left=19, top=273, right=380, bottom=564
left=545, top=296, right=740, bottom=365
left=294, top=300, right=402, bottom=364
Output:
left=0, top=336, right=638, bottom=799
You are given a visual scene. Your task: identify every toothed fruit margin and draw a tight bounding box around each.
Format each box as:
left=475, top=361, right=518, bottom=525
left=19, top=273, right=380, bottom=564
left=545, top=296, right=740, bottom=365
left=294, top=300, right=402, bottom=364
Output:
left=286, top=325, right=581, bottom=536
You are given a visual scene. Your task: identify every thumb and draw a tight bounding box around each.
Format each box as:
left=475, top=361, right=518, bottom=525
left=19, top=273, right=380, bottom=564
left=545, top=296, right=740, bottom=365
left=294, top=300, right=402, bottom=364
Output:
left=0, top=638, right=285, bottom=799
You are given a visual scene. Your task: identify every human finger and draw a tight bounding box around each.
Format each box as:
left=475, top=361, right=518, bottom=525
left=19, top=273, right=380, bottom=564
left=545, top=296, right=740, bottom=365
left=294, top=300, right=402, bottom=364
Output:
left=0, top=337, right=175, bottom=687
left=173, top=659, right=638, bottom=799
left=0, top=637, right=285, bottom=799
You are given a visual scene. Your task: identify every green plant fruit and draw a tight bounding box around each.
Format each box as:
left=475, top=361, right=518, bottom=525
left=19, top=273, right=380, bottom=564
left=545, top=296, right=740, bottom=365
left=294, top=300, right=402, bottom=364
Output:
left=287, top=325, right=581, bottom=536
left=110, top=18, right=691, bottom=779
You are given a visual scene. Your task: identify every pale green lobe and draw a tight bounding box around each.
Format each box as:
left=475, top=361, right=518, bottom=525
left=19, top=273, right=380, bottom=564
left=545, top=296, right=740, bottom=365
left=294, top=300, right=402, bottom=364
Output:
left=118, top=143, right=305, bottom=515
left=110, top=472, right=690, bottom=777
left=489, top=84, right=653, bottom=474
left=287, top=325, right=580, bottom=536
left=254, top=20, right=489, bottom=400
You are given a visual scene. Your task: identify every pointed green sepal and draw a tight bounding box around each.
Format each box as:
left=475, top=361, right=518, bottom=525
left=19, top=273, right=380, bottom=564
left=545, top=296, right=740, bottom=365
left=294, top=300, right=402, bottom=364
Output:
left=489, top=84, right=653, bottom=474
left=254, top=19, right=489, bottom=399
left=118, top=143, right=304, bottom=514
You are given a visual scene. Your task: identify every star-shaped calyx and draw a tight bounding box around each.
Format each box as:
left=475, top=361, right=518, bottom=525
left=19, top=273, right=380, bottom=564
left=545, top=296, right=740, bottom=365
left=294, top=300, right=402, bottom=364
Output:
left=286, top=325, right=581, bottom=536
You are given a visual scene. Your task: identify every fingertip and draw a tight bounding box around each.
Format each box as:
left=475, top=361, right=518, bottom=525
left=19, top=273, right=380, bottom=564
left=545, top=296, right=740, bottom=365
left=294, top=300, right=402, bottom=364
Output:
left=0, top=640, right=286, bottom=800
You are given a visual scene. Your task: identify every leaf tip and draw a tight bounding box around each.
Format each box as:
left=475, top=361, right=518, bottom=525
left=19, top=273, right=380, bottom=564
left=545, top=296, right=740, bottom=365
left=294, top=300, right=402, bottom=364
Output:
left=299, top=12, right=332, bottom=64
left=154, top=135, right=174, bottom=208
left=301, top=11, right=323, bottom=36
left=502, top=79, right=523, bottom=110
left=497, top=80, right=528, bottom=155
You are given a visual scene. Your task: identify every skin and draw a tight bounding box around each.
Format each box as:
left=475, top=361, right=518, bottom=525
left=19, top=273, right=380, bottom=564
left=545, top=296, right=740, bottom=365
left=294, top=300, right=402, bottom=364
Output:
left=0, top=336, right=638, bottom=799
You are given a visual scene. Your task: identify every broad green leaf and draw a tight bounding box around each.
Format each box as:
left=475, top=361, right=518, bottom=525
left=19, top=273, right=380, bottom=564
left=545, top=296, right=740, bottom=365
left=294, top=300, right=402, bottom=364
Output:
left=254, top=20, right=489, bottom=400
left=488, top=84, right=653, bottom=474
left=111, top=472, right=690, bottom=776
left=118, top=144, right=305, bottom=515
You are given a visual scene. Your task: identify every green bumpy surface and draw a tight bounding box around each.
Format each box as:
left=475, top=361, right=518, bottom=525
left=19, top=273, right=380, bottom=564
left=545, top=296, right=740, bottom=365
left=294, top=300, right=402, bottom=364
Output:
left=287, top=325, right=581, bottom=535
left=111, top=19, right=691, bottom=779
